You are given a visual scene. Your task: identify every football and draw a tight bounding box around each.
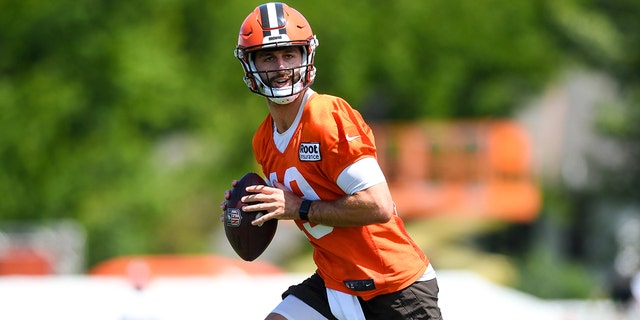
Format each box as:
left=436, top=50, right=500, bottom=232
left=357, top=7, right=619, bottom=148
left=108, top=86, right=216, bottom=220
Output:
left=224, top=172, right=278, bottom=261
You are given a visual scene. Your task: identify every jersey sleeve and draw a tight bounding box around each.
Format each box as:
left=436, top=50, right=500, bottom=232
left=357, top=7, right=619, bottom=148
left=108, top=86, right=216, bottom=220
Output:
left=307, top=95, right=378, bottom=184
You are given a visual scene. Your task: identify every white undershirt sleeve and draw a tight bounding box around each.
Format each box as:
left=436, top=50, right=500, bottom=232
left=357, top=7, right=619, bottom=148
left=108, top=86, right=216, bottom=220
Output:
left=336, top=157, right=387, bottom=195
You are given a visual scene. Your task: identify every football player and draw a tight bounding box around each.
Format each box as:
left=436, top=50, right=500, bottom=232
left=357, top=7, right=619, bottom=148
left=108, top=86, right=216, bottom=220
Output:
left=222, top=2, right=443, bottom=319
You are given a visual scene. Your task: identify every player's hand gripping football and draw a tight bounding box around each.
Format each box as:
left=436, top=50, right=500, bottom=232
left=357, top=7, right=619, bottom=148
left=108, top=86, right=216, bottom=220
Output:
left=220, top=180, right=304, bottom=225
left=243, top=181, right=304, bottom=226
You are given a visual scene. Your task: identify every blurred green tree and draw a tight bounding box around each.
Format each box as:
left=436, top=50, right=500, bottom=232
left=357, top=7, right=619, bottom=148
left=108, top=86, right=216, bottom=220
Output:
left=0, top=0, right=260, bottom=265
left=475, top=0, right=640, bottom=299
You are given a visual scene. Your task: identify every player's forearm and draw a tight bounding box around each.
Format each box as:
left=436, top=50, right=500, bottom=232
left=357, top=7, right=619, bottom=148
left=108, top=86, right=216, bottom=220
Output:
left=305, top=183, right=394, bottom=227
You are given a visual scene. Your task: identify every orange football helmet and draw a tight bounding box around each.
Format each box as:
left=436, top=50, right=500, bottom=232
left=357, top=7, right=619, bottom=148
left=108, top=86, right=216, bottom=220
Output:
left=234, top=2, right=319, bottom=104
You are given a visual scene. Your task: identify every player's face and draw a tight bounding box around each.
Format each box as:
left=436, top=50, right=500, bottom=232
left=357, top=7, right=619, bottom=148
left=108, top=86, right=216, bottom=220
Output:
left=253, top=47, right=303, bottom=88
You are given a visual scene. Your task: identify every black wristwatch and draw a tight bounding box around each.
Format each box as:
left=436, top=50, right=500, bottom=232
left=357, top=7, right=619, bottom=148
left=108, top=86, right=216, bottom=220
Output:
left=299, top=200, right=313, bottom=221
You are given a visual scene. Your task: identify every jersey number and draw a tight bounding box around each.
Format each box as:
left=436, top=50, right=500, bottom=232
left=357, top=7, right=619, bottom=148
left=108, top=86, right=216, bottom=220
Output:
left=269, top=168, right=334, bottom=239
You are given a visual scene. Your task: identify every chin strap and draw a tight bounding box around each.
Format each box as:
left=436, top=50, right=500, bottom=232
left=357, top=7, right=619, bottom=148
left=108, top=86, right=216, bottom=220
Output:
left=268, top=93, right=300, bottom=105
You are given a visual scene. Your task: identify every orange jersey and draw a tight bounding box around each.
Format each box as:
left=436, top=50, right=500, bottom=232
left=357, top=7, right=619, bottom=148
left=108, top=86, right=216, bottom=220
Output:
left=253, top=91, right=428, bottom=300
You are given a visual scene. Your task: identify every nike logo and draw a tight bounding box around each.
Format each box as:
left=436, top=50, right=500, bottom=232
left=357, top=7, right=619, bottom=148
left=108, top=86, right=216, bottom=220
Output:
left=346, top=134, right=361, bottom=142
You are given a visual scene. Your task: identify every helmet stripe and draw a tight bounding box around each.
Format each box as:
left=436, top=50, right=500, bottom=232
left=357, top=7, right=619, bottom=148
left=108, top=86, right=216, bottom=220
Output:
left=260, top=2, right=286, bottom=37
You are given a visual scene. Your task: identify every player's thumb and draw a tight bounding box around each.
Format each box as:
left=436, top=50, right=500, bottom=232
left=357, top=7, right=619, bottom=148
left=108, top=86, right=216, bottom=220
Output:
left=272, top=180, right=288, bottom=190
